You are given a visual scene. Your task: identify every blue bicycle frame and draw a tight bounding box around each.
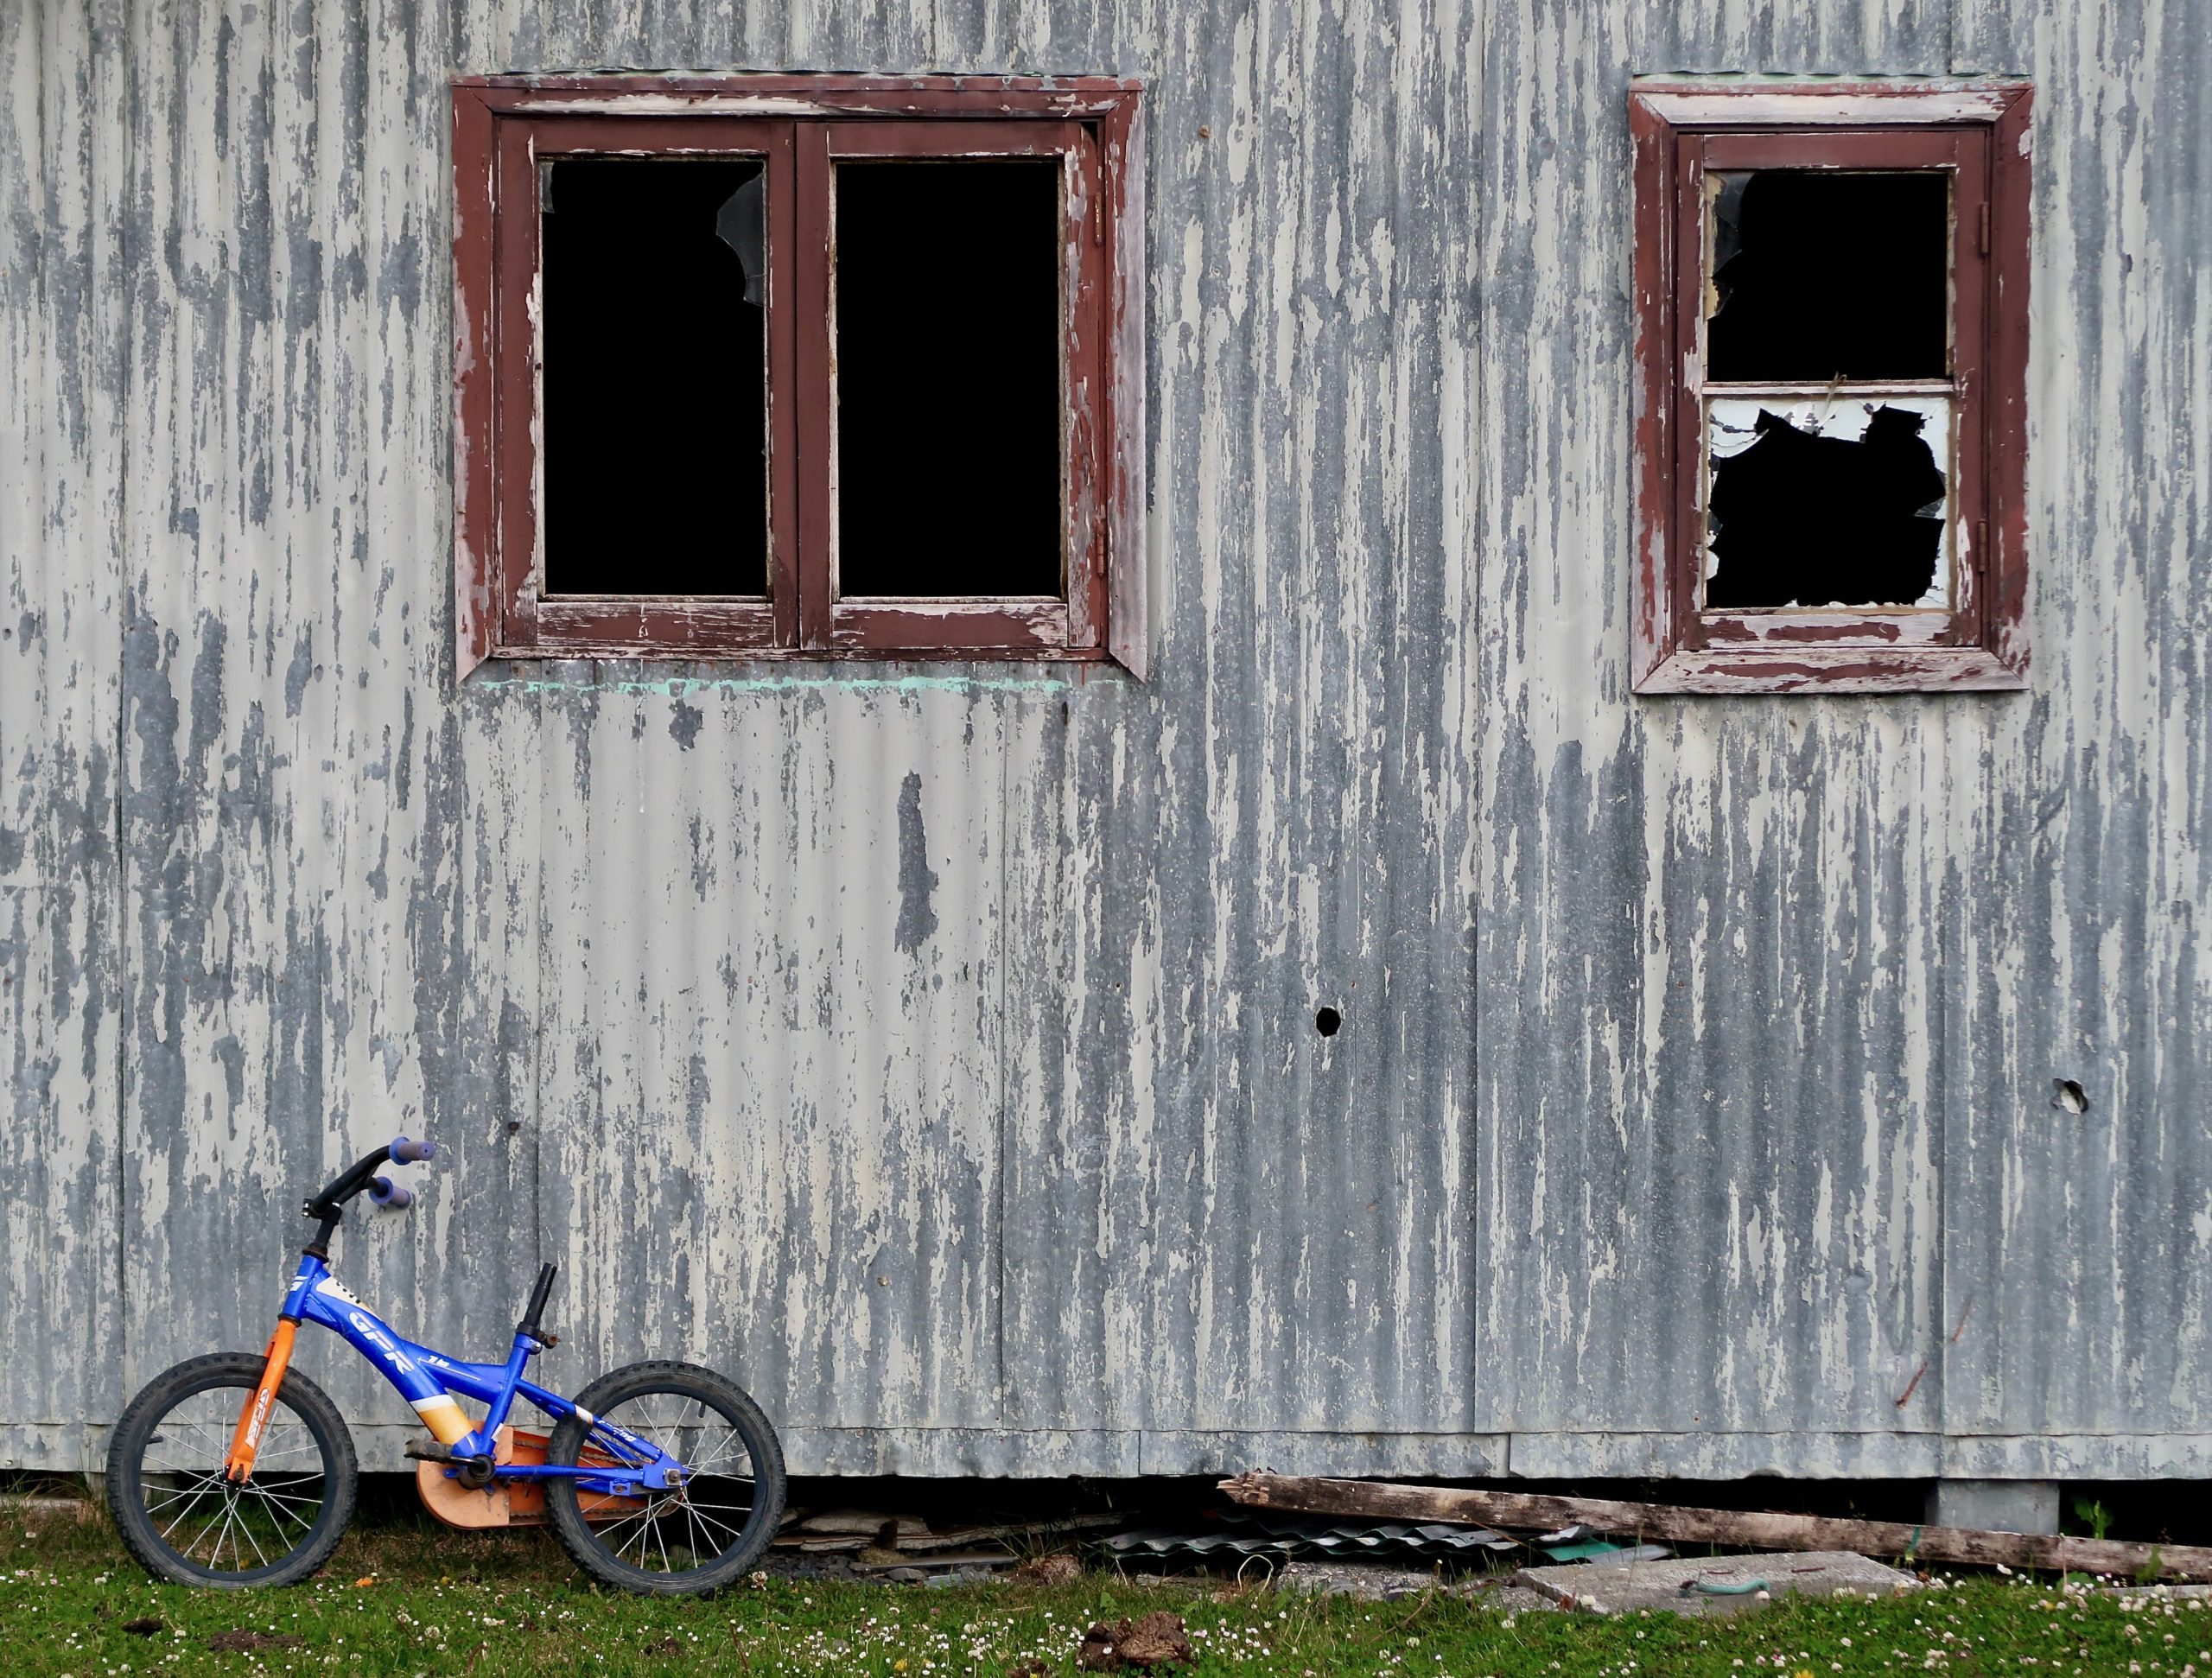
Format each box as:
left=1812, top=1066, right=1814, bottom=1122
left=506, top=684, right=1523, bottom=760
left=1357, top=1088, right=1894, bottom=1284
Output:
left=272, top=1255, right=683, bottom=1496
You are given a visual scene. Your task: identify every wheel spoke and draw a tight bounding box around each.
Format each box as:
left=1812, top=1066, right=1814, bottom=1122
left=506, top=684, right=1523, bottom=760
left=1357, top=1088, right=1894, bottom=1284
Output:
left=686, top=1438, right=753, bottom=1474
left=195, top=1497, right=238, bottom=1567
left=588, top=1503, right=660, bottom=1554
left=680, top=1502, right=747, bottom=1548
left=238, top=1480, right=321, bottom=1535
left=236, top=1503, right=273, bottom=1570
left=156, top=1481, right=226, bottom=1544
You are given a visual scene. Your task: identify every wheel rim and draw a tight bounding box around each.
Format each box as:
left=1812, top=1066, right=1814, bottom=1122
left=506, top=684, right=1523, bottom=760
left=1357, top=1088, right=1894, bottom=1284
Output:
left=133, top=1380, right=334, bottom=1579
left=571, top=1390, right=759, bottom=1578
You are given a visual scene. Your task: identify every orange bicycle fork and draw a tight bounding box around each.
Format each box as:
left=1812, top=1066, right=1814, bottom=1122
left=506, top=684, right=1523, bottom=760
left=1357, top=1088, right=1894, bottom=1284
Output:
left=223, top=1318, right=300, bottom=1482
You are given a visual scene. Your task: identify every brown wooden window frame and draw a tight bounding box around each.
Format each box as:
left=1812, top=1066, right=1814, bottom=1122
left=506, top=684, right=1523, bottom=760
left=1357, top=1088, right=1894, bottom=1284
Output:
left=1629, top=80, right=2032, bottom=695
left=450, top=75, right=1147, bottom=678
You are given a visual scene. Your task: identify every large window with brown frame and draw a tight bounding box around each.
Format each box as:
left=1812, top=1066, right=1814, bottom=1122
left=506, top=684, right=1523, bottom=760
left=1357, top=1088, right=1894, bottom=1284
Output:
left=1629, top=80, right=2031, bottom=695
left=451, top=77, right=1146, bottom=677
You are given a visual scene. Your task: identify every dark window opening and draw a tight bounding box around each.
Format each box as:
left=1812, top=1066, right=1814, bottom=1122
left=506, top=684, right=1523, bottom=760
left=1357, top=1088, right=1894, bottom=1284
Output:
left=1706, top=404, right=1948, bottom=607
left=834, top=160, right=1065, bottom=599
left=541, top=157, right=768, bottom=597
left=1706, top=171, right=1950, bottom=382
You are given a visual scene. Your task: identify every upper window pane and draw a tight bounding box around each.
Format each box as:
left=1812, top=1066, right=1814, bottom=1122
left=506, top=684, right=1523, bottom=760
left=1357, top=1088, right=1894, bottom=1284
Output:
left=540, top=156, right=769, bottom=597
left=1705, top=170, right=1950, bottom=382
left=833, top=159, right=1065, bottom=599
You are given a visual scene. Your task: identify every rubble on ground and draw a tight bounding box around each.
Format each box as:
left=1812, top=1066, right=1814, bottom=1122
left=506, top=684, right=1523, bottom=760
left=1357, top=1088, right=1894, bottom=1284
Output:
left=1076, top=1611, right=1192, bottom=1670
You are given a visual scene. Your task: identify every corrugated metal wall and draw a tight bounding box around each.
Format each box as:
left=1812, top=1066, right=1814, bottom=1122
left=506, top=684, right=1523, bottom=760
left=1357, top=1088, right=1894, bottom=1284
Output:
left=3, top=0, right=2208, bottom=1478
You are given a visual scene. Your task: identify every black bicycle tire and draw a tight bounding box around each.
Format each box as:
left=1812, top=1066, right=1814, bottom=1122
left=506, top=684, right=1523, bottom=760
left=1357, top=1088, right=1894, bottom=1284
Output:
left=105, top=1352, right=358, bottom=1588
left=544, top=1360, right=786, bottom=1595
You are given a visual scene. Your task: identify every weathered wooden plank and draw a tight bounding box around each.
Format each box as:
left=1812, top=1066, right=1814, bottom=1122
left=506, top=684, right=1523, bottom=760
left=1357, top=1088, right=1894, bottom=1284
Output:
left=1223, top=1475, right=2212, bottom=1580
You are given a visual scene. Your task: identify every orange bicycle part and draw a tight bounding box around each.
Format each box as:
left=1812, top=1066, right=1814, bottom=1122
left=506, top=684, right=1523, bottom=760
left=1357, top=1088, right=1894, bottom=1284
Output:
left=415, top=1425, right=649, bottom=1529
left=222, top=1319, right=298, bottom=1482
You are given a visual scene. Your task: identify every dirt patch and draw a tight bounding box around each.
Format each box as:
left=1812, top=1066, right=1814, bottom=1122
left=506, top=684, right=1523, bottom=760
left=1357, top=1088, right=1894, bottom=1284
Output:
left=1077, top=1612, right=1192, bottom=1671
left=206, top=1631, right=307, bottom=1653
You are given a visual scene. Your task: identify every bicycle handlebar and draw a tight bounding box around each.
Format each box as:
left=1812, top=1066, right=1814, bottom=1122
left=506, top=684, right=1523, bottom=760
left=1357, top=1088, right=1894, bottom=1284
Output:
left=303, top=1136, right=438, bottom=1221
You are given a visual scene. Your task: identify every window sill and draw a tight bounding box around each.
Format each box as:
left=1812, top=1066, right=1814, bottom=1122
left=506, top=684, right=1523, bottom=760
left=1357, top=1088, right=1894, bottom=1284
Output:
left=480, top=645, right=1120, bottom=669
left=1634, top=644, right=2028, bottom=696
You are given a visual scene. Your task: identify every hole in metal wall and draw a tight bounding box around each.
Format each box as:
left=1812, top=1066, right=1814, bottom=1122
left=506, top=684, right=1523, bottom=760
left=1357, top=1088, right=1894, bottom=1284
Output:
left=2051, top=1077, right=2089, bottom=1115
left=1315, top=1007, right=1342, bottom=1038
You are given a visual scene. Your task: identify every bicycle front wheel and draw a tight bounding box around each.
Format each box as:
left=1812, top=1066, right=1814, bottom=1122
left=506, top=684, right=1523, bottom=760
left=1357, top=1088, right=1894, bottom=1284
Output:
left=105, top=1352, right=357, bottom=1587
left=545, top=1360, right=785, bottom=1594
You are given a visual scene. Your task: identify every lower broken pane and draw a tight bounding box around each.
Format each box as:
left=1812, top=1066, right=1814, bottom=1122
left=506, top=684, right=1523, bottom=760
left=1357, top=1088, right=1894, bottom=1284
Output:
left=1703, top=397, right=1952, bottom=610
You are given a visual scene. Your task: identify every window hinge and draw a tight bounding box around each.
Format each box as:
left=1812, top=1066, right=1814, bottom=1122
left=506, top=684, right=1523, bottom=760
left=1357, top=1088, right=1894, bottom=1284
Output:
left=1978, top=203, right=1991, bottom=256
left=1093, top=190, right=1105, bottom=248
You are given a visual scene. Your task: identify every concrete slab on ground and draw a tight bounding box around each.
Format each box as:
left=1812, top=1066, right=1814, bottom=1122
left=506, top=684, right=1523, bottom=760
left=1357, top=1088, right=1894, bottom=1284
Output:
left=1514, top=1550, right=1916, bottom=1616
left=1274, top=1560, right=1454, bottom=1600
left=1274, top=1560, right=1548, bottom=1611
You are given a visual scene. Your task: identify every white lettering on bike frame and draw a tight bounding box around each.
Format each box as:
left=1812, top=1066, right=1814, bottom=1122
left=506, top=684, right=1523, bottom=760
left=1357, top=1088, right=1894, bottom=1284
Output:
left=314, top=1274, right=369, bottom=1313
left=336, top=1300, right=417, bottom=1379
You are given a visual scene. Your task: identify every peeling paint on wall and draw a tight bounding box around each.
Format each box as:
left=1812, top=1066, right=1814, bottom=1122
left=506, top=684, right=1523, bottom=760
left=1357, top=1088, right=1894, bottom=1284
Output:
left=893, top=773, right=942, bottom=956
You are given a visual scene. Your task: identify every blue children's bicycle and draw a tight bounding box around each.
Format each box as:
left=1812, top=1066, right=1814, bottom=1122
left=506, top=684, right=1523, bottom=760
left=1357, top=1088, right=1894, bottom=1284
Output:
left=105, top=1137, right=787, bottom=1593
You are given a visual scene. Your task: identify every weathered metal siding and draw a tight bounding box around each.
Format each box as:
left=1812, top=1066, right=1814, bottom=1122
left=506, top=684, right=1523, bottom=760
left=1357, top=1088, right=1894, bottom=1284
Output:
left=3, top=0, right=2207, bottom=1478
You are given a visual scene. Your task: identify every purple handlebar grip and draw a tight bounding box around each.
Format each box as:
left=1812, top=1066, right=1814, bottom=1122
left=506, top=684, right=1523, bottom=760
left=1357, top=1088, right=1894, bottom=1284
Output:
left=368, top=1176, right=414, bottom=1210
left=390, top=1135, right=436, bottom=1163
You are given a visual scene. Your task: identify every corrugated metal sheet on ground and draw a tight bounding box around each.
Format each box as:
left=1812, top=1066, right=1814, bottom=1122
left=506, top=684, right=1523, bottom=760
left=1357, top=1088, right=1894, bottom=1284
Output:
left=1104, top=1516, right=1521, bottom=1560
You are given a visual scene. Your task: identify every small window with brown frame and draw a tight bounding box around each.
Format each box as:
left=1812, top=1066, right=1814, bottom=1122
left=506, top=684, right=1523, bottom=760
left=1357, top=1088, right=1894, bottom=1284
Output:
left=1629, top=80, right=2032, bottom=694
left=450, top=76, right=1147, bottom=677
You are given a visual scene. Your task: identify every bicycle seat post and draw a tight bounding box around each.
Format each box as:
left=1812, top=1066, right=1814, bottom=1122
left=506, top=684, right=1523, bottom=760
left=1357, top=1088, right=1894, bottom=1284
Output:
left=519, top=1262, right=559, bottom=1343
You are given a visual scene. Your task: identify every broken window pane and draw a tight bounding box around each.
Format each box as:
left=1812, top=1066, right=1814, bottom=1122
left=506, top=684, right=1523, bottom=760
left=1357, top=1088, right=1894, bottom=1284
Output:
left=541, top=157, right=769, bottom=596
left=1704, top=397, right=1951, bottom=609
left=1705, top=171, right=1950, bottom=382
left=834, top=159, right=1064, bottom=599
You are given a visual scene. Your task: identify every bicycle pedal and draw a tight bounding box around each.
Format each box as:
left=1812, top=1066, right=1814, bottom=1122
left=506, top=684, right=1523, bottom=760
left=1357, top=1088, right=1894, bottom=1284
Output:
left=404, top=1439, right=455, bottom=1464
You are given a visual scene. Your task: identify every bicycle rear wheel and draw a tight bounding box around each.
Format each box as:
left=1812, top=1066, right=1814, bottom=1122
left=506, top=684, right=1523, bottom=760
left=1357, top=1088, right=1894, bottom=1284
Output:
left=105, top=1352, right=357, bottom=1587
left=545, top=1360, right=785, bottom=1594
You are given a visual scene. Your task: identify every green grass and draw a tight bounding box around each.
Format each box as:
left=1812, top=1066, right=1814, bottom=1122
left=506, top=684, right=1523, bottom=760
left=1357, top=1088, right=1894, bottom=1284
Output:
left=1, top=1501, right=2202, bottom=1677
